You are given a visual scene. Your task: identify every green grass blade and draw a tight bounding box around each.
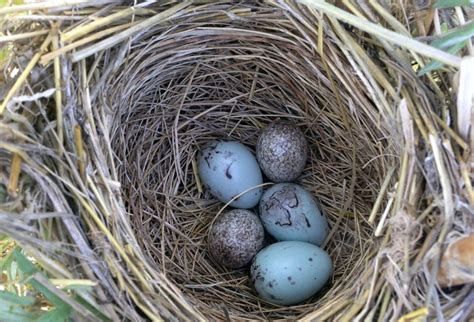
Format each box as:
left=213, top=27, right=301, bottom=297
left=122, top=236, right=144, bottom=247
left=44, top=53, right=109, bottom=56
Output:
left=419, top=40, right=468, bottom=75
left=12, top=250, right=68, bottom=308
left=12, top=249, right=37, bottom=275
left=434, top=0, right=474, bottom=8
left=28, top=278, right=69, bottom=308
left=10, top=250, right=106, bottom=320
left=37, top=305, right=72, bottom=322
left=0, top=311, right=37, bottom=322
left=0, top=291, right=36, bottom=306
left=300, top=0, right=462, bottom=67
left=0, top=300, right=39, bottom=322
left=0, top=246, right=15, bottom=271
left=430, top=21, right=474, bottom=49
left=74, top=294, right=112, bottom=322
left=61, top=284, right=93, bottom=291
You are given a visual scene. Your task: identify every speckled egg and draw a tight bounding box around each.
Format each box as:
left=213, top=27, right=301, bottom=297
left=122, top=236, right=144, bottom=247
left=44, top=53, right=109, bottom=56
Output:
left=259, top=183, right=328, bottom=246
left=209, top=209, right=265, bottom=269
left=198, top=140, right=263, bottom=209
left=250, top=241, right=333, bottom=305
left=256, top=123, right=308, bottom=182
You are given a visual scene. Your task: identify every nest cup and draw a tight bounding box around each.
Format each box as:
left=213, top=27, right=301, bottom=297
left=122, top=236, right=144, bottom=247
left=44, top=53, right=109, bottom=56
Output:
left=108, top=3, right=397, bottom=320
left=2, top=1, right=471, bottom=321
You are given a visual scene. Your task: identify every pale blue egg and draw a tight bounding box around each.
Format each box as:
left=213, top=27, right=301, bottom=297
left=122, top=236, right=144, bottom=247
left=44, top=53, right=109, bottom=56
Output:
left=198, top=140, right=263, bottom=209
left=259, top=183, right=328, bottom=246
left=250, top=241, right=332, bottom=305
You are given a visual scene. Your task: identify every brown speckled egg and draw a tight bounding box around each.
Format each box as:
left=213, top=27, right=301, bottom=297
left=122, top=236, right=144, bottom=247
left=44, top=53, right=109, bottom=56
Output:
left=256, top=123, right=308, bottom=182
left=209, top=209, right=265, bottom=269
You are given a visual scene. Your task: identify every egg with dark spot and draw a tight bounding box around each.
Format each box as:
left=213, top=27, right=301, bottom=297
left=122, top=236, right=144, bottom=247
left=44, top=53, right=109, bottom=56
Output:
left=198, top=140, right=263, bottom=208
left=256, top=123, right=308, bottom=182
left=209, top=209, right=265, bottom=269
left=259, top=183, right=328, bottom=246
left=250, top=241, right=332, bottom=305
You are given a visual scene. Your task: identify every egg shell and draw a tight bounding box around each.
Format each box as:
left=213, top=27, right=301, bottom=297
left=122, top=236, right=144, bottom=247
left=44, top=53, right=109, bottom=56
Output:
left=259, top=183, right=329, bottom=246
left=209, top=209, right=265, bottom=268
left=250, top=241, right=332, bottom=305
left=198, top=140, right=263, bottom=209
left=256, top=123, right=308, bottom=182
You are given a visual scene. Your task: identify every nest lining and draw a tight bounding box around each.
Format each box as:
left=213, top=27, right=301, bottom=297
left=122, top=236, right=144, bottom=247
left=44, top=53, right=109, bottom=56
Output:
left=107, top=4, right=397, bottom=319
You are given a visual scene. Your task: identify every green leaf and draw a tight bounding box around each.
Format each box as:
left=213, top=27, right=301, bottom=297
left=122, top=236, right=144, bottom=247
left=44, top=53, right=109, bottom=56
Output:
left=418, top=40, right=467, bottom=75
left=440, top=23, right=449, bottom=34
left=0, top=247, right=15, bottom=271
left=0, top=291, right=36, bottom=306
left=74, top=294, right=111, bottom=322
left=28, top=278, right=68, bottom=308
left=0, top=311, right=37, bottom=322
left=37, top=305, right=72, bottom=322
left=12, top=250, right=68, bottom=308
left=9, top=260, right=18, bottom=282
left=12, top=249, right=37, bottom=276
left=430, top=21, right=474, bottom=49
left=434, top=0, right=474, bottom=8
left=0, top=300, right=39, bottom=322
left=0, top=233, right=10, bottom=242
left=61, top=284, right=93, bottom=292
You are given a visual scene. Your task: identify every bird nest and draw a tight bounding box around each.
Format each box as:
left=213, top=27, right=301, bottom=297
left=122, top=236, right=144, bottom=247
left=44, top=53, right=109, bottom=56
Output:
left=0, top=1, right=472, bottom=321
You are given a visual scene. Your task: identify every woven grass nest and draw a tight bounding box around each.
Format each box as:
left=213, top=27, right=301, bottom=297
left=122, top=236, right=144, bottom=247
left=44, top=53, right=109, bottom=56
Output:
left=1, top=1, right=473, bottom=321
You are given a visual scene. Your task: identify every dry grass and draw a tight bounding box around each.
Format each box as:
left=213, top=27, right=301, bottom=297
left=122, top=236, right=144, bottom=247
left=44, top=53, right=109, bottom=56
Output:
left=0, top=1, right=472, bottom=321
